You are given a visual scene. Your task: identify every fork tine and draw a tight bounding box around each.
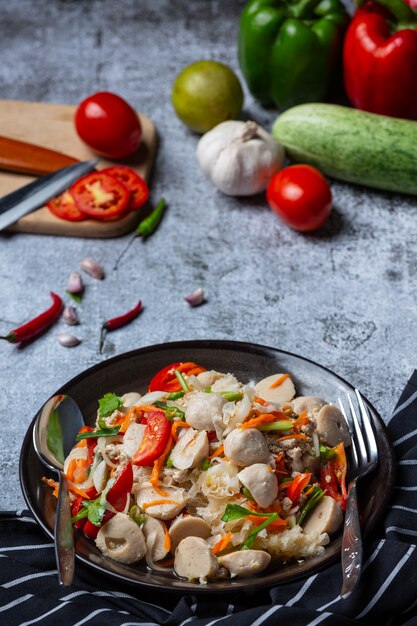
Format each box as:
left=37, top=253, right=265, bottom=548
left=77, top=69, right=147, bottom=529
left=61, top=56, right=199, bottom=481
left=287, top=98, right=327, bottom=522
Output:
left=355, top=389, right=378, bottom=465
left=347, top=393, right=368, bottom=465
left=339, top=397, right=359, bottom=467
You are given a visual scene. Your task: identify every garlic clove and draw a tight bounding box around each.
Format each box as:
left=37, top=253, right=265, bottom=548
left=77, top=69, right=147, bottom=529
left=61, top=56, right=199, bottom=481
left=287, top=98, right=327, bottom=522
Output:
left=56, top=333, right=81, bottom=347
left=184, top=288, right=205, bottom=307
left=66, top=271, right=84, bottom=294
left=80, top=257, right=105, bottom=280
left=62, top=305, right=79, bottom=326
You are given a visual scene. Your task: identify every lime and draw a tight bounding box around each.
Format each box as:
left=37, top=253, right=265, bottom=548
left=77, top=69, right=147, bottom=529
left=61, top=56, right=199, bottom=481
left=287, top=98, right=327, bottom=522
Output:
left=172, top=60, right=244, bottom=134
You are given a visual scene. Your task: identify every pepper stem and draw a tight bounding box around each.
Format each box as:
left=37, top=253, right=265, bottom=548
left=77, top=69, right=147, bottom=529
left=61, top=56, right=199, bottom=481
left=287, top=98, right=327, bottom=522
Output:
left=287, top=0, right=322, bottom=19
left=0, top=334, right=15, bottom=343
left=98, top=326, right=107, bottom=354
left=356, top=0, right=415, bottom=23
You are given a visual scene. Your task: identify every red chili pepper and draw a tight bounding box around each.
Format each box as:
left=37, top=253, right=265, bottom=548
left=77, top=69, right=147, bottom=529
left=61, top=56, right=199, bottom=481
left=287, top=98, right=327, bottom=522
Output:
left=286, top=472, right=312, bottom=504
left=344, top=0, right=417, bottom=120
left=0, top=292, right=63, bottom=344
left=83, top=462, right=133, bottom=540
left=133, top=410, right=171, bottom=466
left=99, top=299, right=143, bottom=353
left=320, top=443, right=348, bottom=511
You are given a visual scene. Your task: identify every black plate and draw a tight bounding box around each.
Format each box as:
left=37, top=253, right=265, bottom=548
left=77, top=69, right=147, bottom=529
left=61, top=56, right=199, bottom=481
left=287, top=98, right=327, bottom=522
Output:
left=20, top=340, right=395, bottom=594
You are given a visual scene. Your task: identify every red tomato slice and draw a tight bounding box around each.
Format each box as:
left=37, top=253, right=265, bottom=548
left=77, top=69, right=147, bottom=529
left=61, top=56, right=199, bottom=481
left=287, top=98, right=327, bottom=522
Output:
left=133, top=411, right=172, bottom=466
left=101, top=166, right=149, bottom=210
left=47, top=190, right=86, bottom=222
left=320, top=443, right=348, bottom=510
left=69, top=171, right=130, bottom=219
left=148, top=362, right=207, bottom=392
left=286, top=472, right=312, bottom=504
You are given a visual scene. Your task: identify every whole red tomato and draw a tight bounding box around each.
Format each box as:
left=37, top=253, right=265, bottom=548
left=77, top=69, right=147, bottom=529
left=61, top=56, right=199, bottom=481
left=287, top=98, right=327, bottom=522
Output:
left=75, top=92, right=142, bottom=159
left=266, top=165, right=332, bottom=232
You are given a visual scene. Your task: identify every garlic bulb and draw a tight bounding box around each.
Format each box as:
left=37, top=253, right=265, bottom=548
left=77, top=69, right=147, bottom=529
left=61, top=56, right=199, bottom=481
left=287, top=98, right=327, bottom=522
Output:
left=196, top=120, right=285, bottom=196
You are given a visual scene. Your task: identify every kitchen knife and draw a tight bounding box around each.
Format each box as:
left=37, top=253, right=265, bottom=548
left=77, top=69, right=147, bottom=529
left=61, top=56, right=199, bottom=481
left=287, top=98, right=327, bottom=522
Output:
left=0, top=159, right=98, bottom=232
left=0, top=135, right=80, bottom=176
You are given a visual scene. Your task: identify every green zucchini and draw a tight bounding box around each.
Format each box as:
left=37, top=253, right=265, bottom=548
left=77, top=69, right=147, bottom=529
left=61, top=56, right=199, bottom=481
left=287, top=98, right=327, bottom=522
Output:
left=272, top=103, right=417, bottom=196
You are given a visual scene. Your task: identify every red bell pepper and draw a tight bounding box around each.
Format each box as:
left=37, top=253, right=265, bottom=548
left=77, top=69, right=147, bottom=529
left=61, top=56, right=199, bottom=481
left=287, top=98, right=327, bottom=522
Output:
left=83, top=462, right=133, bottom=540
left=133, top=411, right=171, bottom=466
left=344, top=0, right=417, bottom=120
left=320, top=442, right=348, bottom=511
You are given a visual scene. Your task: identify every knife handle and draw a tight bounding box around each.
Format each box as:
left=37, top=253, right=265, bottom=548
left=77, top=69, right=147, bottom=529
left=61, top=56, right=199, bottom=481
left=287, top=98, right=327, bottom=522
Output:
left=0, top=135, right=79, bottom=176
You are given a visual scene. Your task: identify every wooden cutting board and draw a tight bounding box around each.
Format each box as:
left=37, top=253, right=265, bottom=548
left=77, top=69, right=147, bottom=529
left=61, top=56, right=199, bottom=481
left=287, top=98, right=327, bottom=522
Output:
left=0, top=100, right=157, bottom=238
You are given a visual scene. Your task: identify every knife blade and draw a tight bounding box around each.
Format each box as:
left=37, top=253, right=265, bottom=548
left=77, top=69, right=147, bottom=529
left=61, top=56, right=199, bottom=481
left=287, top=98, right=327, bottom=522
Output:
left=0, top=135, right=80, bottom=176
left=0, top=160, right=98, bottom=231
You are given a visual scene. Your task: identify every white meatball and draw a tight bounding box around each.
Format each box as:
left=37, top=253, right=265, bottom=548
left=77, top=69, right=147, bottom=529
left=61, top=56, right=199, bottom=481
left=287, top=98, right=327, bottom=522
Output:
left=174, top=537, right=218, bottom=581
left=122, top=423, right=146, bottom=459
left=292, top=396, right=326, bottom=415
left=316, top=404, right=351, bottom=447
left=95, top=513, right=146, bottom=564
left=136, top=485, right=187, bottom=520
left=142, top=516, right=169, bottom=562
left=302, top=495, right=343, bottom=535
left=185, top=392, right=226, bottom=431
left=223, top=428, right=270, bottom=466
left=219, top=550, right=271, bottom=578
left=238, top=463, right=278, bottom=508
left=254, top=374, right=295, bottom=404
left=170, top=427, right=209, bottom=470
left=169, top=515, right=211, bottom=552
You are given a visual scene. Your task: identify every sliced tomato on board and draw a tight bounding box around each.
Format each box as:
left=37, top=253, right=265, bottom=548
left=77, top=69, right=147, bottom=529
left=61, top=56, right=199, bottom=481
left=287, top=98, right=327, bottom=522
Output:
left=148, top=361, right=207, bottom=392
left=101, top=166, right=149, bottom=211
left=47, top=190, right=86, bottom=222
left=69, top=171, right=130, bottom=219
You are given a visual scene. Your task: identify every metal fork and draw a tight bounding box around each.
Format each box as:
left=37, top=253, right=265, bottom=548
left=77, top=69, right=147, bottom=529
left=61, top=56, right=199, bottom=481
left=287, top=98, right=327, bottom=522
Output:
left=338, top=389, right=379, bottom=599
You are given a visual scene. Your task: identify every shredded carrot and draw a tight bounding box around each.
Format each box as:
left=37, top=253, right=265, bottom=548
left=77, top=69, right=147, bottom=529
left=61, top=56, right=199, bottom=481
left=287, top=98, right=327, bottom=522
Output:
left=171, top=420, right=190, bottom=442
left=66, top=458, right=77, bottom=482
left=304, top=486, right=315, bottom=497
left=69, top=484, right=94, bottom=499
left=239, top=413, right=279, bottom=430
left=275, top=433, right=308, bottom=442
left=293, top=411, right=309, bottom=433
left=162, top=521, right=171, bottom=552
left=42, top=477, right=59, bottom=499
left=118, top=412, right=134, bottom=434
left=211, top=532, right=232, bottom=555
left=247, top=515, right=287, bottom=531
left=254, top=395, right=268, bottom=406
left=209, top=444, right=224, bottom=459
left=269, top=373, right=290, bottom=389
left=150, top=435, right=174, bottom=496
left=142, top=499, right=180, bottom=510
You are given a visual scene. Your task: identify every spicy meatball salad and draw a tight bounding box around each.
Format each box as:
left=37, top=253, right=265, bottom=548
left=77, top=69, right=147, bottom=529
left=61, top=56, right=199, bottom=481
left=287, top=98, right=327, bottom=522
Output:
left=44, top=362, right=351, bottom=584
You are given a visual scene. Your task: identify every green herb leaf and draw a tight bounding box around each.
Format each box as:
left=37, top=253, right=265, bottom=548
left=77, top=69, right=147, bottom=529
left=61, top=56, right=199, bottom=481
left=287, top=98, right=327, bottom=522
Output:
left=242, top=486, right=255, bottom=501
left=98, top=392, right=123, bottom=418
left=82, top=497, right=107, bottom=526
left=201, top=458, right=211, bottom=471
left=221, top=504, right=277, bottom=523
left=258, top=420, right=294, bottom=432
left=46, top=407, right=65, bottom=466
left=76, top=426, right=120, bottom=441
left=298, top=487, right=326, bottom=526
left=320, top=445, right=337, bottom=464
left=221, top=391, right=243, bottom=402
left=71, top=508, right=88, bottom=523
left=167, top=391, right=185, bottom=400
left=65, top=290, right=82, bottom=304
left=241, top=514, right=279, bottom=550
left=174, top=369, right=189, bottom=392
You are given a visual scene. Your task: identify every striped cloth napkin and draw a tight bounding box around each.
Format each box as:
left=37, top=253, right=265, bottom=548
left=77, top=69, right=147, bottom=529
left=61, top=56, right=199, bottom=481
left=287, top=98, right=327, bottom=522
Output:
left=1, top=372, right=417, bottom=626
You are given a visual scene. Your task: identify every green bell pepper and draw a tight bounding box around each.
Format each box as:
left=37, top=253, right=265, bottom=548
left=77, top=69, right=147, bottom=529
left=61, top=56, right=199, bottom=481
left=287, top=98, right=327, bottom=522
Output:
left=238, top=0, right=349, bottom=111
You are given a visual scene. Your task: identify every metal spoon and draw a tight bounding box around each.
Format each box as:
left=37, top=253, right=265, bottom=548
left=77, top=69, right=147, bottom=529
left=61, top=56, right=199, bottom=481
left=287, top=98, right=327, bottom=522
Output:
left=33, top=394, right=85, bottom=586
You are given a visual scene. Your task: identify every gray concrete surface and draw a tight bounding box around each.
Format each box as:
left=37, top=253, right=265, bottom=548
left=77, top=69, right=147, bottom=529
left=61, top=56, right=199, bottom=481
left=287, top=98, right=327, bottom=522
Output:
left=0, top=0, right=415, bottom=510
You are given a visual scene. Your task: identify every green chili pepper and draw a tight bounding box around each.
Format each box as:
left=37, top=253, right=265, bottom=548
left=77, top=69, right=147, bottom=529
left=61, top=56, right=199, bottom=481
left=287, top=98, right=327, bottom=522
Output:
left=136, top=198, right=167, bottom=238
left=167, top=391, right=185, bottom=400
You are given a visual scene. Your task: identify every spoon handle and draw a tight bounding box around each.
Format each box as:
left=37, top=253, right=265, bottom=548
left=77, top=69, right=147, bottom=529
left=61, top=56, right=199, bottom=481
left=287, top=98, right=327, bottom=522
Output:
left=55, top=471, right=75, bottom=586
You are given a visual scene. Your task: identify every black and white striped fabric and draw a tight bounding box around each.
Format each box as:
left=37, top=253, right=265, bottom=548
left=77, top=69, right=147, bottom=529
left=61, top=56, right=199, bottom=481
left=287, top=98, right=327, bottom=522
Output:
left=2, top=372, right=417, bottom=626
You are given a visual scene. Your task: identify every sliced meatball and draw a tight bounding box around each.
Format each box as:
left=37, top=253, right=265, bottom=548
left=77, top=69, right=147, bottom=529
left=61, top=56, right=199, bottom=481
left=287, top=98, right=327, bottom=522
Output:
left=174, top=536, right=218, bottom=581
left=316, top=404, right=351, bottom=447
left=95, top=513, right=146, bottom=564
left=292, top=396, right=326, bottom=415
left=185, top=392, right=226, bottom=431
left=224, top=428, right=270, bottom=466
left=170, top=428, right=209, bottom=470
left=169, top=515, right=211, bottom=552
left=142, top=516, right=169, bottom=562
left=122, top=423, right=146, bottom=459
left=136, top=485, right=187, bottom=520
left=219, top=550, right=271, bottom=578
left=254, top=374, right=295, bottom=404
left=238, top=463, right=278, bottom=508
left=302, top=495, right=343, bottom=535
